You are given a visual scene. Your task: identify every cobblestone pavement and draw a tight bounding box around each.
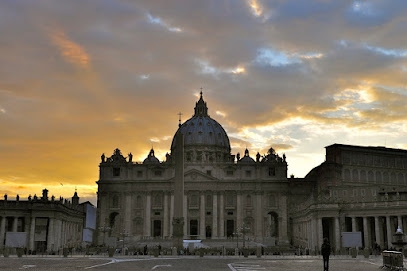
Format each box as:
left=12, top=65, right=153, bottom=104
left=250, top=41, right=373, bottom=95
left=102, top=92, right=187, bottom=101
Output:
left=0, top=255, right=387, bottom=270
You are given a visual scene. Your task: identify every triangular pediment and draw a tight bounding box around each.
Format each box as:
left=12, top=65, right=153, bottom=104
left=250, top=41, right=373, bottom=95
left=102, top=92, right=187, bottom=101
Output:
left=184, top=168, right=217, bottom=181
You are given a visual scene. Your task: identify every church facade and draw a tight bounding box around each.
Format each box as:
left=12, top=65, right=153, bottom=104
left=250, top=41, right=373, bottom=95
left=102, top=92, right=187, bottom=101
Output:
left=96, top=94, right=407, bottom=251
left=96, top=93, right=289, bottom=246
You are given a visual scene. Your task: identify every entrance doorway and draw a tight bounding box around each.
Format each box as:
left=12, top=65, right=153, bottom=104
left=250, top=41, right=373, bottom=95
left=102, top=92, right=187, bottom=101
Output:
left=226, top=220, right=234, bottom=237
left=206, top=225, right=212, bottom=238
left=190, top=220, right=198, bottom=236
left=153, top=220, right=162, bottom=237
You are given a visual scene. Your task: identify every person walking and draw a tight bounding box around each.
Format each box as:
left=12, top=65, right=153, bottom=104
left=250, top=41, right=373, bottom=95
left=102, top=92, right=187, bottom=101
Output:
left=321, top=238, right=331, bottom=271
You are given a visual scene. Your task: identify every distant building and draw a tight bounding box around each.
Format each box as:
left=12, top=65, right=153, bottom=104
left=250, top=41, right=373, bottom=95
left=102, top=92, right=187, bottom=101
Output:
left=0, top=189, right=96, bottom=252
left=291, top=144, right=407, bottom=251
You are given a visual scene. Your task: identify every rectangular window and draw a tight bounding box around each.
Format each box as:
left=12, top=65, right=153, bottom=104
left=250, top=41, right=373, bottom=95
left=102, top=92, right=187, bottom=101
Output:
left=268, top=167, right=275, bottom=176
left=227, top=211, right=234, bottom=215
left=113, top=167, right=120, bottom=177
left=226, top=170, right=234, bottom=176
left=137, top=171, right=143, bottom=177
left=361, top=189, right=365, bottom=196
left=245, top=170, right=251, bottom=177
left=154, top=170, right=162, bottom=177
left=206, top=170, right=212, bottom=176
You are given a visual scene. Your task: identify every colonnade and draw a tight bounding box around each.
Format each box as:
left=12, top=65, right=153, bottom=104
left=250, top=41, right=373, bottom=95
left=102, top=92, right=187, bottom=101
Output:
left=0, top=216, right=82, bottom=251
left=120, top=192, right=288, bottom=242
left=295, top=214, right=406, bottom=251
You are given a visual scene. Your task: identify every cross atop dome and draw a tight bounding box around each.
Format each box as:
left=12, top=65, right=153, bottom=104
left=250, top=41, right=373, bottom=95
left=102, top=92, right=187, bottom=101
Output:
left=194, top=88, right=208, bottom=117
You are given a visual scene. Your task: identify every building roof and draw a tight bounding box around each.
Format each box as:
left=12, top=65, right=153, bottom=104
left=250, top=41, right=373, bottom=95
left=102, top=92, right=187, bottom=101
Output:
left=326, top=143, right=407, bottom=155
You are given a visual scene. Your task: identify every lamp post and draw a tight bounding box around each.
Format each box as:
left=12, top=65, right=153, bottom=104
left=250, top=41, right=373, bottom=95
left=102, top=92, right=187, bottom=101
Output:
left=241, top=224, right=250, bottom=248
left=119, top=230, right=129, bottom=255
left=233, top=231, right=239, bottom=249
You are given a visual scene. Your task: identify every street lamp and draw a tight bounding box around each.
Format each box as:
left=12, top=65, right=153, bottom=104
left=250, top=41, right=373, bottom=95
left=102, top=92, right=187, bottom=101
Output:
left=233, top=231, right=239, bottom=249
left=119, top=230, right=129, bottom=255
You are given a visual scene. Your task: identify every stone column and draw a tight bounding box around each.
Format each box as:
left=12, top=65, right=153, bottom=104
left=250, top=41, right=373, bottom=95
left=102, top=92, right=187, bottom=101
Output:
left=0, top=217, right=6, bottom=248
left=29, top=217, right=35, bottom=250
left=256, top=192, right=262, bottom=240
left=308, top=220, right=312, bottom=249
left=54, top=220, right=61, bottom=251
left=386, top=216, right=392, bottom=249
left=374, top=216, right=381, bottom=248
left=60, top=221, right=65, bottom=248
left=335, top=217, right=340, bottom=250
left=212, top=193, right=218, bottom=239
left=200, top=193, right=205, bottom=239
left=183, top=194, right=188, bottom=238
left=311, top=218, right=317, bottom=251
left=363, top=217, right=369, bottom=249
left=145, top=193, right=151, bottom=237
left=170, top=193, right=174, bottom=237
left=24, top=216, right=30, bottom=248
left=163, top=193, right=169, bottom=237
left=124, top=193, right=132, bottom=234
left=317, top=217, right=323, bottom=249
left=351, top=217, right=356, bottom=232
left=279, top=195, right=288, bottom=244
left=12, top=217, right=18, bottom=232
left=219, top=193, right=224, bottom=238
left=47, top=218, right=55, bottom=251
left=236, top=192, right=242, bottom=228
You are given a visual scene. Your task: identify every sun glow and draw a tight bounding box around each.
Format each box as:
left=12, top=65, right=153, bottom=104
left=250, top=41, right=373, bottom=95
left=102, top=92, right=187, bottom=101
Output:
left=248, top=0, right=263, bottom=17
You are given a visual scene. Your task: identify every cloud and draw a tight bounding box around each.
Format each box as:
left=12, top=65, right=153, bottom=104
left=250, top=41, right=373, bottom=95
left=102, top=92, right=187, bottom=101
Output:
left=1, top=0, right=407, bottom=202
left=50, top=28, right=90, bottom=68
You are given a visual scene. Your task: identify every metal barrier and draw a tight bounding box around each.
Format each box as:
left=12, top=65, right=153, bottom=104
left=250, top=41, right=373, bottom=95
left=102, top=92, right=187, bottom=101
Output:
left=382, top=250, right=404, bottom=270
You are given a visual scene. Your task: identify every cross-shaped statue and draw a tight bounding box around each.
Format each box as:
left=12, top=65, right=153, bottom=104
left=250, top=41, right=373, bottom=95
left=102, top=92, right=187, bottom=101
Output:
left=178, top=112, right=183, bottom=127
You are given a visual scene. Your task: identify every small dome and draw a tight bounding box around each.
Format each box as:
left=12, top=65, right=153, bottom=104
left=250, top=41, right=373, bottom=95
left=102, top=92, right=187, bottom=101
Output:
left=238, top=149, right=255, bottom=163
left=143, top=149, right=159, bottom=164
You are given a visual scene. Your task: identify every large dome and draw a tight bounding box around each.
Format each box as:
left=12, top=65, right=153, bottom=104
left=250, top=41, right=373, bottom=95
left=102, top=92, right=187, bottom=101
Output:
left=171, top=92, right=231, bottom=153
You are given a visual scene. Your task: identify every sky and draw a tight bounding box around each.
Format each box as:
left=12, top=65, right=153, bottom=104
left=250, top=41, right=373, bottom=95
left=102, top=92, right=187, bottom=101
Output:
left=1, top=0, right=407, bottom=205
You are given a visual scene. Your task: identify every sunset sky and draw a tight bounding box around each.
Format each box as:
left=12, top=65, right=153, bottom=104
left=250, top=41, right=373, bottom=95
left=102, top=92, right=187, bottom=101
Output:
left=1, top=0, right=407, bottom=205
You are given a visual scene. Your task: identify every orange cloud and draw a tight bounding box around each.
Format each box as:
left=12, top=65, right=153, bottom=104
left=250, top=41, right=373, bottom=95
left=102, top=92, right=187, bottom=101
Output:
left=50, top=29, right=90, bottom=68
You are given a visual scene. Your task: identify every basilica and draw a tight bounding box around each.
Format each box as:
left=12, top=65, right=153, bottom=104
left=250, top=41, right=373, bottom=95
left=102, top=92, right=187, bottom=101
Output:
left=96, top=93, right=407, bottom=252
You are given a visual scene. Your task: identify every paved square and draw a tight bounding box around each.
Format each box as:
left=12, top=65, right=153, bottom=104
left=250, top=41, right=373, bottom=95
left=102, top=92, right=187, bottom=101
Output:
left=0, top=255, right=386, bottom=271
